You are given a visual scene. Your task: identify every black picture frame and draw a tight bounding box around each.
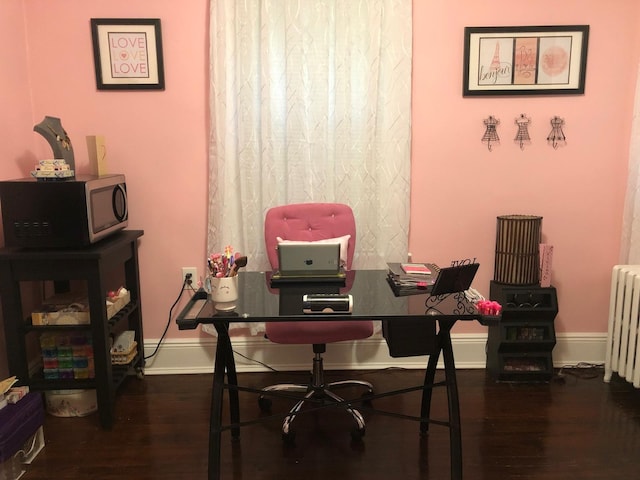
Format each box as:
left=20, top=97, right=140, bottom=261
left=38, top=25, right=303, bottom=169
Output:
left=91, top=18, right=165, bottom=91
left=463, top=25, right=589, bottom=96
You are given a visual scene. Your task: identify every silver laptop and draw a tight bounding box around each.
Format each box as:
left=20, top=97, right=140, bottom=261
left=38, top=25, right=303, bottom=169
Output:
left=273, top=243, right=345, bottom=281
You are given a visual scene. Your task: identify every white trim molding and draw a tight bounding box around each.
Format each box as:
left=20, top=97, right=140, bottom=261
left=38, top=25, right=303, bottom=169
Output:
left=142, top=332, right=608, bottom=375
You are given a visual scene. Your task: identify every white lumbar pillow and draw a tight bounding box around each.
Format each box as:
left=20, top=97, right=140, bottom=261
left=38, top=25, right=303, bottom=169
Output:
left=276, top=234, right=350, bottom=267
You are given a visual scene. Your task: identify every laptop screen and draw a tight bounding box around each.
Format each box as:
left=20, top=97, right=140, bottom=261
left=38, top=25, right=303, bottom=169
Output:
left=276, top=243, right=342, bottom=277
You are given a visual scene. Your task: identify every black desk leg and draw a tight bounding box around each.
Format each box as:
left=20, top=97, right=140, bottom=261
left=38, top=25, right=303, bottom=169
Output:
left=419, top=321, right=462, bottom=480
left=441, top=323, right=462, bottom=480
left=224, top=335, right=241, bottom=440
left=420, top=343, right=440, bottom=436
left=208, top=335, right=227, bottom=480
left=209, top=322, right=241, bottom=480
left=209, top=337, right=226, bottom=480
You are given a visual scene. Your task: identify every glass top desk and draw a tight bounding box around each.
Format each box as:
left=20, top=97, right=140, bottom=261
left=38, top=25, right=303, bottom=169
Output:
left=177, top=270, right=497, bottom=480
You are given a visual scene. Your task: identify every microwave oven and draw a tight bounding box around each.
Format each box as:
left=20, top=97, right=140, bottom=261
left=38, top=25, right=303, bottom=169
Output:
left=0, top=174, right=128, bottom=248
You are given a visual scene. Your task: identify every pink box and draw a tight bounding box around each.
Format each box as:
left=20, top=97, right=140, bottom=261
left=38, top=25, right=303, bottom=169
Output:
left=539, top=244, right=553, bottom=287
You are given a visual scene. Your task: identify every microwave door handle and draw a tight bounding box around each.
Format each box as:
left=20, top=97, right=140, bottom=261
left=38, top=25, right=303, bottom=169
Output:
left=113, top=184, right=128, bottom=222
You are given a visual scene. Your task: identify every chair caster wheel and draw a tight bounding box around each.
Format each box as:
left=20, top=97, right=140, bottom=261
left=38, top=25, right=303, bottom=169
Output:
left=258, top=396, right=272, bottom=412
left=351, top=427, right=365, bottom=441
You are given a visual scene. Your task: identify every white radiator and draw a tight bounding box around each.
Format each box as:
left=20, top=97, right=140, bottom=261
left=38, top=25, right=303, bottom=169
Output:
left=604, top=265, right=640, bottom=387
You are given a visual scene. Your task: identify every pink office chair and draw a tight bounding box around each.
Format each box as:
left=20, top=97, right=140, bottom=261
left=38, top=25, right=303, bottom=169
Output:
left=259, top=203, right=374, bottom=442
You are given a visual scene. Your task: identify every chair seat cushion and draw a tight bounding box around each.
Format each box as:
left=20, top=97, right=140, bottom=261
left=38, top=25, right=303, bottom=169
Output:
left=265, top=320, right=373, bottom=344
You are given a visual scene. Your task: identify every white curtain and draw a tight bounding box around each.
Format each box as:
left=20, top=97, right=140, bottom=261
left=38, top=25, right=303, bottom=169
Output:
left=207, top=0, right=412, bottom=274
left=621, top=59, right=640, bottom=264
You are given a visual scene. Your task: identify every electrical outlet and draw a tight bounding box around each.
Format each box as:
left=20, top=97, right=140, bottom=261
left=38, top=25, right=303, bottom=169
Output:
left=182, top=267, right=198, bottom=289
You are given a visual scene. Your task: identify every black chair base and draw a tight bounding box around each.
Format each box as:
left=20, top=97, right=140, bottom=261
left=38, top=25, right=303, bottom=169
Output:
left=258, top=344, right=373, bottom=441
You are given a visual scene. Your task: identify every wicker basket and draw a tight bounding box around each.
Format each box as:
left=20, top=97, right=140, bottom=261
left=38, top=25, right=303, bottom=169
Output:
left=494, top=214, right=542, bottom=285
left=110, top=341, right=137, bottom=365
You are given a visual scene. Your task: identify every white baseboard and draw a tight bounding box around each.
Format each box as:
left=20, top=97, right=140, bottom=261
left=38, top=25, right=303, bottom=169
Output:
left=142, top=332, right=608, bottom=375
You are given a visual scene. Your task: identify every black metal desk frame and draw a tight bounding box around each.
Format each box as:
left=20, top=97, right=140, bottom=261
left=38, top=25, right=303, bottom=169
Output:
left=177, top=271, right=493, bottom=480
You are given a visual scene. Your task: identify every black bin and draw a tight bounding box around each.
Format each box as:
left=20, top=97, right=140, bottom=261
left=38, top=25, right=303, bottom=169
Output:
left=382, top=319, right=436, bottom=358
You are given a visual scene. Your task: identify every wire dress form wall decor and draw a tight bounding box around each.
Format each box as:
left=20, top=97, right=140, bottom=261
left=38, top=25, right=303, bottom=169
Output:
left=514, top=114, right=531, bottom=150
left=547, top=116, right=566, bottom=149
left=482, top=115, right=500, bottom=152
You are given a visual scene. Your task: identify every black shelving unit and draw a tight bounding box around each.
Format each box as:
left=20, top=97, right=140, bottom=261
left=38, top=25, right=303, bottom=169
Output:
left=0, top=230, right=144, bottom=428
left=486, top=281, right=558, bottom=382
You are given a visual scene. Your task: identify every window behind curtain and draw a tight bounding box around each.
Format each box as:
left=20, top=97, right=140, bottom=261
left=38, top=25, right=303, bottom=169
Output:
left=208, top=0, right=412, bottom=283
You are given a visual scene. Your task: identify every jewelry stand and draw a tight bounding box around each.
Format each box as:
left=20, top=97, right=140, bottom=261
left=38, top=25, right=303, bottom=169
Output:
left=33, top=116, right=76, bottom=174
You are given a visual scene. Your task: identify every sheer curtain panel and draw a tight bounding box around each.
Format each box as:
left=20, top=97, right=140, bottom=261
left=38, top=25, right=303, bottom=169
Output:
left=207, top=0, right=412, bottom=334
left=622, top=59, right=640, bottom=264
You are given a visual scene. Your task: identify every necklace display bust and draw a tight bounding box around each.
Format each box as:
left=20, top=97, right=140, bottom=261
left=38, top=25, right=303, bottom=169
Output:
left=33, top=116, right=75, bottom=172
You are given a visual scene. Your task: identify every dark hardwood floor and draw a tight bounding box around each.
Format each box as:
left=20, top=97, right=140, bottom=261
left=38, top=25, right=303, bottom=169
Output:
left=22, top=366, right=640, bottom=479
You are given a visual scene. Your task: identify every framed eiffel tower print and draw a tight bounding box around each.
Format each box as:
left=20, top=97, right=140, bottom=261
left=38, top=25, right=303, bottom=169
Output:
left=463, top=25, right=589, bottom=97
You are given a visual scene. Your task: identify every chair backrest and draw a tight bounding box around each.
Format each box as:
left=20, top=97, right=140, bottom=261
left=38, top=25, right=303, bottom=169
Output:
left=264, top=203, right=356, bottom=270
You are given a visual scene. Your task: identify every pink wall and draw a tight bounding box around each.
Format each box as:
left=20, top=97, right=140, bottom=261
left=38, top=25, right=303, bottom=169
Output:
left=18, top=0, right=211, bottom=344
left=410, top=2, right=640, bottom=334
left=1, top=1, right=639, bottom=354
left=0, top=1, right=33, bottom=182
left=0, top=0, right=34, bottom=377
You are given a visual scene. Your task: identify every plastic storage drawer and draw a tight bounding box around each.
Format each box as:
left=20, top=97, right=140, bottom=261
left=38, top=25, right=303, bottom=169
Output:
left=0, top=393, right=45, bottom=463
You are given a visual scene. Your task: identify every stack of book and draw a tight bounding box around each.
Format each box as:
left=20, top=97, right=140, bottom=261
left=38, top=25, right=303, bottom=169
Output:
left=386, top=262, right=440, bottom=296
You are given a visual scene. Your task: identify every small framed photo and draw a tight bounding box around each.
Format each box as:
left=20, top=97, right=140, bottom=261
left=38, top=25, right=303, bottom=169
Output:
left=463, top=25, right=589, bottom=96
left=91, top=18, right=165, bottom=91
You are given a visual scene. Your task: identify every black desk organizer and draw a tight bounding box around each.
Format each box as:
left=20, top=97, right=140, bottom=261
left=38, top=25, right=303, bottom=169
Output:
left=382, top=317, right=436, bottom=358
left=486, top=281, right=558, bottom=381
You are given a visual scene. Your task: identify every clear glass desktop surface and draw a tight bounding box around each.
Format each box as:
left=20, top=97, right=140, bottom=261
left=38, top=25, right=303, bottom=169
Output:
left=188, top=270, right=482, bottom=324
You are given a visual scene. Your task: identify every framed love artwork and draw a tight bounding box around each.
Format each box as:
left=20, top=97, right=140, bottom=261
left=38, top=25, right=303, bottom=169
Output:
left=91, top=18, right=165, bottom=91
left=463, top=25, right=589, bottom=96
